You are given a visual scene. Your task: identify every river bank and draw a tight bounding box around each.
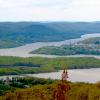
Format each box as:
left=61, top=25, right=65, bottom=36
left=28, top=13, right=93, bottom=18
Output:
left=0, top=68, right=100, bottom=83
left=0, top=33, right=100, bottom=58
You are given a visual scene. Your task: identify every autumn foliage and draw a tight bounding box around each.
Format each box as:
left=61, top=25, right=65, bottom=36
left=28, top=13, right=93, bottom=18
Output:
left=52, top=82, right=71, bottom=100
left=52, top=69, right=70, bottom=100
left=0, top=69, right=100, bottom=100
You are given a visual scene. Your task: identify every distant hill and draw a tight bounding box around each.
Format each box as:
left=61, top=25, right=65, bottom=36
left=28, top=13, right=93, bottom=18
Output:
left=0, top=22, right=100, bottom=48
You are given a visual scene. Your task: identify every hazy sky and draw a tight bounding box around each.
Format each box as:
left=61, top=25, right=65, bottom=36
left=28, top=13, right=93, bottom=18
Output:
left=0, top=0, right=100, bottom=21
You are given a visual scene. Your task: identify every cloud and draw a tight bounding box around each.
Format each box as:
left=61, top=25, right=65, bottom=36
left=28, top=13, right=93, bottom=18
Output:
left=0, top=0, right=100, bottom=21
left=65, top=0, right=100, bottom=21
left=0, top=0, right=69, bottom=8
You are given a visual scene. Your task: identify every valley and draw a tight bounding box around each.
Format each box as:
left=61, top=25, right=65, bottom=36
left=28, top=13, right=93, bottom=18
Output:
left=0, top=22, right=100, bottom=48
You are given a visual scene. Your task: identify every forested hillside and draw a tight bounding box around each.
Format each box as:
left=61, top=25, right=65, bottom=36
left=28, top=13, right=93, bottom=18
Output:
left=0, top=22, right=100, bottom=48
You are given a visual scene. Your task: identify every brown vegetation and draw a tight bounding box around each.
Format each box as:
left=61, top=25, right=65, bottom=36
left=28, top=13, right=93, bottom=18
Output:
left=0, top=69, right=100, bottom=100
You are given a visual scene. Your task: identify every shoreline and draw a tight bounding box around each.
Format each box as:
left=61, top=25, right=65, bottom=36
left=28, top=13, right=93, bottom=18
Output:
left=0, top=68, right=100, bottom=83
left=0, top=33, right=100, bottom=58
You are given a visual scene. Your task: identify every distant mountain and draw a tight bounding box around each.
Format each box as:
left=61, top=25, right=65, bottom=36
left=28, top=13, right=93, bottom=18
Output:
left=0, top=22, right=100, bottom=48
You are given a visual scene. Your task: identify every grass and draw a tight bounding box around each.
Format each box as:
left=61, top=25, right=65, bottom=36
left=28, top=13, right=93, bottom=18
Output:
left=0, top=56, right=100, bottom=75
left=0, top=78, right=100, bottom=100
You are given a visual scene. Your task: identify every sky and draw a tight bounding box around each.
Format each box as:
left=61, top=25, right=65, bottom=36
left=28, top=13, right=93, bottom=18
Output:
left=0, top=0, right=100, bottom=21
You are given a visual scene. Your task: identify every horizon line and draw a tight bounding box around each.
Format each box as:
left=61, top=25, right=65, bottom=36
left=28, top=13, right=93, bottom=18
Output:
left=0, top=20, right=100, bottom=23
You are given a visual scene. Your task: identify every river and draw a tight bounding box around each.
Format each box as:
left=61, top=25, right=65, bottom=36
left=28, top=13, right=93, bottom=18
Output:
left=0, top=68, right=100, bottom=83
left=0, top=34, right=100, bottom=83
left=28, top=68, right=100, bottom=83
left=0, top=33, right=100, bottom=58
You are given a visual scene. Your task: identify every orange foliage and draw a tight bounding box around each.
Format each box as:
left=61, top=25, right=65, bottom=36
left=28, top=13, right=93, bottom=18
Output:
left=52, top=69, right=71, bottom=100
left=4, top=69, right=71, bottom=100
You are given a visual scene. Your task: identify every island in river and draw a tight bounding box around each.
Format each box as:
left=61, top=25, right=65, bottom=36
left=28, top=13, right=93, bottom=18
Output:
left=0, top=33, right=100, bottom=59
